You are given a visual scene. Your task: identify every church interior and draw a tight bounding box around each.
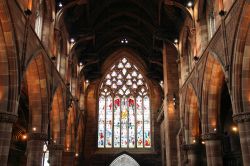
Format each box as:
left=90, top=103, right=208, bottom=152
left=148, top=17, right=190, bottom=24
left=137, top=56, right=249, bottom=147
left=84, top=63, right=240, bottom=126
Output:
left=0, top=0, right=249, bottom=165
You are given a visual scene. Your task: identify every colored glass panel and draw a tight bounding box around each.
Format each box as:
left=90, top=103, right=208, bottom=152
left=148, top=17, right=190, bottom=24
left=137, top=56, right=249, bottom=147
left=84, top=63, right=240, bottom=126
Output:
left=136, top=96, right=143, bottom=148
left=98, top=96, right=105, bottom=147
left=105, top=96, right=113, bottom=147
left=128, top=96, right=135, bottom=147
left=121, top=97, right=128, bottom=147
left=114, top=96, right=121, bottom=147
left=144, top=96, right=151, bottom=147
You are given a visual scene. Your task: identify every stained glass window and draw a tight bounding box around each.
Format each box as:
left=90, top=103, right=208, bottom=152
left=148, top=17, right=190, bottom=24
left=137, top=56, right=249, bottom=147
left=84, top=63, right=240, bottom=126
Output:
left=98, top=57, right=151, bottom=148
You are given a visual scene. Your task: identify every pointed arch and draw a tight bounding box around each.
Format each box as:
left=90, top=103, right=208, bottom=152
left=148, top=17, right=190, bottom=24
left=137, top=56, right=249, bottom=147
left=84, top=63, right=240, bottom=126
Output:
left=97, top=51, right=151, bottom=148
left=50, top=85, right=66, bottom=144
left=65, top=105, right=76, bottom=151
left=25, top=53, right=49, bottom=133
left=183, top=84, right=200, bottom=144
left=231, top=1, right=250, bottom=115
left=0, top=0, right=19, bottom=114
left=201, top=53, right=225, bottom=133
left=110, top=154, right=140, bottom=166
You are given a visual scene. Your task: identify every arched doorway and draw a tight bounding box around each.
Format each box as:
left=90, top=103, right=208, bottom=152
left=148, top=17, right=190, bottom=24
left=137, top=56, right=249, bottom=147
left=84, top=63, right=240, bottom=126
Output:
left=110, top=154, right=140, bottom=166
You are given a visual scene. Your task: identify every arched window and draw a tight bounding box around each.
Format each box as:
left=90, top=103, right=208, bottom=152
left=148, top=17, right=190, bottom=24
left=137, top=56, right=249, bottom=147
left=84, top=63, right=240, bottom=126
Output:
left=98, top=57, right=151, bottom=148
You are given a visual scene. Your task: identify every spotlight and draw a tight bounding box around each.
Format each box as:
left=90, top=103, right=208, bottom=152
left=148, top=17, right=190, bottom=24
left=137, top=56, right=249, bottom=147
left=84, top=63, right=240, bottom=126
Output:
left=174, top=39, right=178, bottom=44
left=232, top=126, right=238, bottom=132
left=58, top=2, right=63, bottom=8
left=22, top=134, right=27, bottom=140
left=70, top=38, right=75, bottom=43
left=187, top=1, right=193, bottom=8
left=32, top=127, right=37, bottom=131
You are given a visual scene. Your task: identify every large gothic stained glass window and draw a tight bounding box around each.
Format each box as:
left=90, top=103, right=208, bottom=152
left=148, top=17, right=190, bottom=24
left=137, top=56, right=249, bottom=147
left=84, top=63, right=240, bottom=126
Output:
left=98, top=57, right=151, bottom=148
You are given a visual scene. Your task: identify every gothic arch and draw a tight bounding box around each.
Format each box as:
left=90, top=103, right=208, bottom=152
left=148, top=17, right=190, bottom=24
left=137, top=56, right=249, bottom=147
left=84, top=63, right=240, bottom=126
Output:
left=232, top=1, right=250, bottom=115
left=25, top=53, right=49, bottom=133
left=201, top=53, right=224, bottom=133
left=110, top=154, right=140, bottom=166
left=65, top=104, right=77, bottom=151
left=50, top=85, right=66, bottom=144
left=183, top=84, right=200, bottom=144
left=0, top=0, right=19, bottom=114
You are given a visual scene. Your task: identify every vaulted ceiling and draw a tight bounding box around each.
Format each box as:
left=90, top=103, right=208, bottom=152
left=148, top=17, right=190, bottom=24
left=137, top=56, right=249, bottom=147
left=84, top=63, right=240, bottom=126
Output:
left=59, top=0, right=189, bottom=81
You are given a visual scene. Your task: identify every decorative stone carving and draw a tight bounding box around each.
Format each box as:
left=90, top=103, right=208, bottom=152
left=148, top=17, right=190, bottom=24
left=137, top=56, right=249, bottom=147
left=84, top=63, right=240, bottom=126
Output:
left=28, top=133, right=48, bottom=141
left=201, top=133, right=221, bottom=141
left=233, top=112, right=250, bottom=123
left=0, top=112, right=17, bottom=123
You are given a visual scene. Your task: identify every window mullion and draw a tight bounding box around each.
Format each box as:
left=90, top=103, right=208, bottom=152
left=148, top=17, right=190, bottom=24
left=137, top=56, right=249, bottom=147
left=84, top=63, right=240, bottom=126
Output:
left=104, top=96, right=107, bottom=148
left=135, top=95, right=137, bottom=148
left=112, top=96, right=114, bottom=148
left=127, top=97, right=129, bottom=148
left=142, top=96, right=145, bottom=148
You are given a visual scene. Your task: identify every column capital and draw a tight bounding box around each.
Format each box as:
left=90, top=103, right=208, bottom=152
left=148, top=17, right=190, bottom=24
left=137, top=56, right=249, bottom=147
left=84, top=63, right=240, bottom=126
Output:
left=48, top=144, right=64, bottom=151
left=201, top=133, right=221, bottom=141
left=0, top=112, right=17, bottom=123
left=233, top=112, right=250, bottom=123
left=28, top=133, right=48, bottom=141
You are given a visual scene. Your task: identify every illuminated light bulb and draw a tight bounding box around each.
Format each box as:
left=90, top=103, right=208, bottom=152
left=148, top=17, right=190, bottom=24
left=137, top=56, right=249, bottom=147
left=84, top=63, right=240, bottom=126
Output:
left=53, top=140, right=56, bottom=143
left=22, top=134, right=27, bottom=140
left=187, top=1, right=193, bottom=8
left=70, top=38, right=75, bottom=43
left=202, top=141, right=205, bottom=144
left=174, top=39, right=178, bottom=44
left=32, top=127, right=37, bottom=131
left=193, top=139, right=196, bottom=143
left=86, top=80, right=89, bottom=83
left=214, top=128, right=217, bottom=132
left=75, top=153, right=79, bottom=157
left=79, top=62, right=83, bottom=66
left=232, top=126, right=238, bottom=132
left=58, top=2, right=63, bottom=7
left=66, top=147, right=69, bottom=151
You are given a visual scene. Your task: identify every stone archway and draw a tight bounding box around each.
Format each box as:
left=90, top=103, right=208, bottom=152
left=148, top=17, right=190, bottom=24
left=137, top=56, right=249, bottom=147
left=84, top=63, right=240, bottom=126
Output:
left=110, top=154, right=140, bottom=166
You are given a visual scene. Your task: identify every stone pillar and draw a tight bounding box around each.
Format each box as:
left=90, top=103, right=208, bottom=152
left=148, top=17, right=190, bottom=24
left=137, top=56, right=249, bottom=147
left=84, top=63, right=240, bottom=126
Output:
left=62, top=152, right=75, bottom=166
left=26, top=133, right=47, bottom=166
left=202, top=133, right=223, bottom=166
left=49, top=144, right=64, bottom=166
left=0, top=113, right=17, bottom=166
left=182, top=144, right=202, bottom=166
left=233, top=112, right=250, bottom=165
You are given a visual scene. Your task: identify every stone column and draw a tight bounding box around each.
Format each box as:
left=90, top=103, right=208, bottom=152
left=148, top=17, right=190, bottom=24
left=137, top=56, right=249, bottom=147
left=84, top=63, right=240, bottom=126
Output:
left=233, top=112, right=250, bottom=165
left=0, top=113, right=17, bottom=166
left=182, top=144, right=202, bottom=166
left=49, top=144, right=64, bottom=166
left=202, top=133, right=223, bottom=166
left=62, top=152, right=75, bottom=166
left=26, top=133, right=47, bottom=166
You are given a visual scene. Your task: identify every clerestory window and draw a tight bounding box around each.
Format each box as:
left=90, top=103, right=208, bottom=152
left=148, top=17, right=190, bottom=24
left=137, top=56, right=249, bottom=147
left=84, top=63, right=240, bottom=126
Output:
left=98, top=57, right=151, bottom=148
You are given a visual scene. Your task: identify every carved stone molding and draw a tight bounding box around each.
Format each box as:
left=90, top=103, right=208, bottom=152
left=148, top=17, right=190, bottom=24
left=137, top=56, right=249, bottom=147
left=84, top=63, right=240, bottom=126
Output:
left=48, top=144, right=64, bottom=151
left=28, top=133, right=48, bottom=141
left=201, top=133, right=221, bottom=141
left=0, top=112, right=17, bottom=123
left=233, top=112, right=250, bottom=123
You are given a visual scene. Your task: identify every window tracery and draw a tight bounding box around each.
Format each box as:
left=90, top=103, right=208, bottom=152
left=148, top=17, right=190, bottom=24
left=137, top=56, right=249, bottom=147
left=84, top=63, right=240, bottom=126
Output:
left=98, top=57, right=151, bottom=148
